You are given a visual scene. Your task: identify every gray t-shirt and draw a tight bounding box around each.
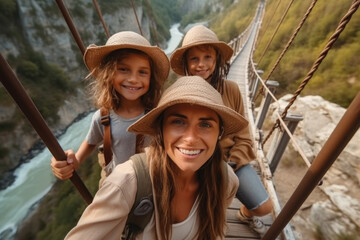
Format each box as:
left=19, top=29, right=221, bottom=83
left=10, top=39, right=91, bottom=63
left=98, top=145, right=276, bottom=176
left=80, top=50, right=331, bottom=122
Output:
left=86, top=109, right=144, bottom=166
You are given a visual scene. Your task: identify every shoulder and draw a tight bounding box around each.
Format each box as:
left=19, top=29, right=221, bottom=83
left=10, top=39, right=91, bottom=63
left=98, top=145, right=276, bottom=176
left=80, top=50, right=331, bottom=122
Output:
left=223, top=80, right=240, bottom=93
left=91, top=109, right=102, bottom=122
left=103, top=160, right=137, bottom=190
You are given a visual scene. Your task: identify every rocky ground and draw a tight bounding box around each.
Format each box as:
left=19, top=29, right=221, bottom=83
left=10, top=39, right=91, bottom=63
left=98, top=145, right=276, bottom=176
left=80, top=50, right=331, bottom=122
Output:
left=266, top=94, right=360, bottom=240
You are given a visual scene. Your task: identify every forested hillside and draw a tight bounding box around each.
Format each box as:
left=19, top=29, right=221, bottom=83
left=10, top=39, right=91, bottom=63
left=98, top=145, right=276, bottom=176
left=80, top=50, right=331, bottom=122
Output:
left=253, top=0, right=359, bottom=107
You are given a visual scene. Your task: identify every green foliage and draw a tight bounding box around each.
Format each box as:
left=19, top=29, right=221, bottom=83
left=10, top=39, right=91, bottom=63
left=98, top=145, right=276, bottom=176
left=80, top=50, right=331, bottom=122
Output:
left=0, top=0, right=19, bottom=35
left=13, top=50, right=75, bottom=125
left=211, top=0, right=259, bottom=42
left=254, top=0, right=359, bottom=107
left=0, top=0, right=16, bottom=22
left=0, top=121, right=16, bottom=132
left=17, top=60, right=40, bottom=79
left=0, top=146, right=9, bottom=158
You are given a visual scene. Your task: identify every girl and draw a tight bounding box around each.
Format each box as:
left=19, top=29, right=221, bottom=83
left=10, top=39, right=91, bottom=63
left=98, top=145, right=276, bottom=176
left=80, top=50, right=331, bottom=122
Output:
left=64, top=76, right=246, bottom=240
left=170, top=25, right=272, bottom=237
left=51, top=31, right=169, bottom=186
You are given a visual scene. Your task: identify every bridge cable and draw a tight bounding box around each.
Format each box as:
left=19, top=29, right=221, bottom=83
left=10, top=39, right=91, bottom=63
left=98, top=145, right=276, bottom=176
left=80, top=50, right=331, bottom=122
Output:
left=145, top=0, right=160, bottom=46
left=92, top=0, right=110, bottom=38
left=55, top=0, right=86, bottom=55
left=0, top=52, right=93, bottom=204
left=130, top=0, right=144, bottom=36
left=265, top=0, right=318, bottom=82
left=262, top=0, right=360, bottom=146
left=257, top=0, right=295, bottom=65
left=256, top=0, right=282, bottom=48
left=254, top=0, right=318, bottom=101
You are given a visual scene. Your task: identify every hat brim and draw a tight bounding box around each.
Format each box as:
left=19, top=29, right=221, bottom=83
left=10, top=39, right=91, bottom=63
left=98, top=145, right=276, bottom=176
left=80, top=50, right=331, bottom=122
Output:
left=170, top=41, right=233, bottom=75
left=84, top=44, right=170, bottom=84
left=128, top=96, right=248, bottom=136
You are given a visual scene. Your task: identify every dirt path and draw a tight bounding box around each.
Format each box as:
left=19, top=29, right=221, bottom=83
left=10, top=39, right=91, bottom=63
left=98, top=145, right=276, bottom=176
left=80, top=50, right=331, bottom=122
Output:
left=273, top=161, right=327, bottom=239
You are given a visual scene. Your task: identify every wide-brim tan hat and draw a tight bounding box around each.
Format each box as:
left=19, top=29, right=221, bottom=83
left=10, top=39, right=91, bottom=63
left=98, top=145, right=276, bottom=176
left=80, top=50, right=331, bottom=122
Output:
left=84, top=31, right=170, bottom=84
left=170, top=25, right=234, bottom=75
left=128, top=76, right=248, bottom=136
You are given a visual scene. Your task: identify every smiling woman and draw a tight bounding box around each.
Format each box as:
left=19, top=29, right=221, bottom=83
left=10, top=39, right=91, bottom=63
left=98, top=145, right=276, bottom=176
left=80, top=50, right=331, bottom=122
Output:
left=162, top=103, right=221, bottom=172
left=64, top=76, right=248, bottom=240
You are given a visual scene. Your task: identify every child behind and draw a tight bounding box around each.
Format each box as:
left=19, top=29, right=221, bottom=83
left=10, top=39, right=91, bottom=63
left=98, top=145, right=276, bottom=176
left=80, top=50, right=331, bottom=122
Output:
left=51, top=31, right=169, bottom=186
left=170, top=25, right=272, bottom=237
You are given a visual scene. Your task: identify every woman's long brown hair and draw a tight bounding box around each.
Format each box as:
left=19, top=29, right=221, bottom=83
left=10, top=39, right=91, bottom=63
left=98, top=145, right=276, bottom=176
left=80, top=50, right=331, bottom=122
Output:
left=147, top=121, right=227, bottom=240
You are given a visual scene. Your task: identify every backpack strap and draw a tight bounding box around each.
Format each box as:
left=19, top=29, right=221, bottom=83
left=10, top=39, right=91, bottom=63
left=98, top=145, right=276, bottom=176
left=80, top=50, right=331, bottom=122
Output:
left=100, top=108, right=144, bottom=165
left=126, top=152, right=154, bottom=234
left=100, top=108, right=112, bottom=166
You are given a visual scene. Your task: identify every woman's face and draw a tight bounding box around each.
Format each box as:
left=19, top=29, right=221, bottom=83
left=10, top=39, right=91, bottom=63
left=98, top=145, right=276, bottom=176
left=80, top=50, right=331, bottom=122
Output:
left=186, top=46, right=217, bottom=81
left=162, top=103, right=220, bottom=173
left=112, top=52, right=151, bottom=102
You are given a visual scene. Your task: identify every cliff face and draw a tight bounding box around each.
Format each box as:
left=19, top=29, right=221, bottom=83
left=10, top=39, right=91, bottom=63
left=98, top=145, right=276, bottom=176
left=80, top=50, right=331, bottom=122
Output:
left=0, top=0, right=154, bottom=187
left=0, top=0, right=216, bottom=188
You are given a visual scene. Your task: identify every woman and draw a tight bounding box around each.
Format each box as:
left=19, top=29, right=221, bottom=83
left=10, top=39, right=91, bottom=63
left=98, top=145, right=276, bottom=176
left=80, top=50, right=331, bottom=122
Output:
left=64, top=76, right=248, bottom=240
left=170, top=25, right=272, bottom=237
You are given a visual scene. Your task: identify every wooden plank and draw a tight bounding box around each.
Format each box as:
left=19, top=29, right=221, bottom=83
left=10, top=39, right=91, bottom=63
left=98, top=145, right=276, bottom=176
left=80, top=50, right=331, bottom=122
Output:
left=226, top=198, right=274, bottom=239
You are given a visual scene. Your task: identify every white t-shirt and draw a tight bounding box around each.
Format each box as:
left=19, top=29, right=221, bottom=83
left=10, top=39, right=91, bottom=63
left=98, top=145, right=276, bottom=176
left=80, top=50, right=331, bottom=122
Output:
left=140, top=197, right=200, bottom=240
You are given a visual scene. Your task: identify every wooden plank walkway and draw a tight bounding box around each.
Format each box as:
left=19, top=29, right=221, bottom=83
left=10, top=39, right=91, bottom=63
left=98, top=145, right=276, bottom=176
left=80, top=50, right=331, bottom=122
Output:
left=225, top=22, right=274, bottom=240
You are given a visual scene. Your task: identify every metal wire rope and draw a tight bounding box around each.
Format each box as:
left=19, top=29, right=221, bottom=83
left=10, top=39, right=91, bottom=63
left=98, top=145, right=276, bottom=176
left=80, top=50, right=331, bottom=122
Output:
left=145, top=0, right=160, bottom=46
left=256, top=0, right=282, bottom=49
left=265, top=0, right=318, bottom=81
left=254, top=0, right=318, bottom=101
left=257, top=0, right=295, bottom=65
left=131, top=0, right=144, bottom=36
left=262, top=0, right=360, bottom=146
left=93, top=0, right=110, bottom=38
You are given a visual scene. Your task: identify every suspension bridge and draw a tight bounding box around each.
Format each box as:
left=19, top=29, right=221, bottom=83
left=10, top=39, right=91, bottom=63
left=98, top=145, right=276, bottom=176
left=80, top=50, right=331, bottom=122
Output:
left=0, top=0, right=359, bottom=239
left=224, top=1, right=360, bottom=239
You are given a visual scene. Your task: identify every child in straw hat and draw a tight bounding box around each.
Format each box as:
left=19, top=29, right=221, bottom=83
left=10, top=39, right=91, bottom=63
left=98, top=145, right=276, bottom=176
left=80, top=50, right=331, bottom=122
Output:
left=170, top=25, right=271, bottom=236
left=51, top=31, right=169, bottom=186
left=65, top=76, right=244, bottom=240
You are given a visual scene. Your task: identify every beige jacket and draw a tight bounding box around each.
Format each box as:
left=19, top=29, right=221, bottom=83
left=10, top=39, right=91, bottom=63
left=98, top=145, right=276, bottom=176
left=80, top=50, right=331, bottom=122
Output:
left=220, top=80, right=256, bottom=170
left=65, top=157, right=239, bottom=240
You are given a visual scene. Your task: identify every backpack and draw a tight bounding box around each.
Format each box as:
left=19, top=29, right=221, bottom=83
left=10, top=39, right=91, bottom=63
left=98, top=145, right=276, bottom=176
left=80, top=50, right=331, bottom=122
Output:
left=123, top=152, right=153, bottom=240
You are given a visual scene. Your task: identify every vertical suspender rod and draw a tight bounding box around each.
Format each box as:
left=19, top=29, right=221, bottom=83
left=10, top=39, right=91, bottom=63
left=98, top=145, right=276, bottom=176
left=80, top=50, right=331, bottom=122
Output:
left=0, top=52, right=93, bottom=204
left=55, top=0, right=86, bottom=55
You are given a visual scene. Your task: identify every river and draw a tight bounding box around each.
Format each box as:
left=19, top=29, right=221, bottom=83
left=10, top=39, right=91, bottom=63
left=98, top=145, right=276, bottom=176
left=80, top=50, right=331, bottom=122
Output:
left=0, top=23, right=183, bottom=240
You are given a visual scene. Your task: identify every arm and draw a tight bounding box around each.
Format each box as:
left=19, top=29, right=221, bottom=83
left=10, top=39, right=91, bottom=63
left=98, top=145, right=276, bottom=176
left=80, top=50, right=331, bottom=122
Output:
left=221, top=80, right=256, bottom=170
left=75, top=140, right=97, bottom=167
left=65, top=161, right=138, bottom=240
left=51, top=110, right=101, bottom=180
left=225, top=164, right=239, bottom=207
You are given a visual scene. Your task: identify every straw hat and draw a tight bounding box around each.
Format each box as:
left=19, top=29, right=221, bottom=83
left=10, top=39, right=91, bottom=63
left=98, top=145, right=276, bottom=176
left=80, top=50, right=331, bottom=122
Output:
left=170, top=25, right=234, bottom=75
left=84, top=31, right=170, bottom=84
left=128, top=76, right=248, bottom=136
